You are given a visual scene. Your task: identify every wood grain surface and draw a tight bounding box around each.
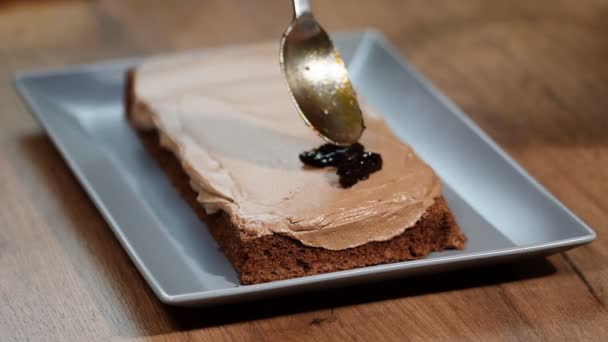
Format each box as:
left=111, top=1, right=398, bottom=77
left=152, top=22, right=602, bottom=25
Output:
left=1, top=0, right=607, bottom=341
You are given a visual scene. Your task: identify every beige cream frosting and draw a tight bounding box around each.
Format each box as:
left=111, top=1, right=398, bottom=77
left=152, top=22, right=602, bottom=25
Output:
left=131, top=42, right=441, bottom=250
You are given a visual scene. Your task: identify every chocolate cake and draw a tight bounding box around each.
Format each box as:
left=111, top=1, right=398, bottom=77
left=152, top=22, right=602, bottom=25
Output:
left=126, top=42, right=466, bottom=284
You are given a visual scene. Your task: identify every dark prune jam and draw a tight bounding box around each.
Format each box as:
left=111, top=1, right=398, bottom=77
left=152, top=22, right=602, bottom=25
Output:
left=299, top=143, right=383, bottom=188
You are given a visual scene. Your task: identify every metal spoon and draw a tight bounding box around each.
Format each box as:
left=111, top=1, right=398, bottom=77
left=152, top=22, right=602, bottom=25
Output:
left=280, top=0, right=365, bottom=146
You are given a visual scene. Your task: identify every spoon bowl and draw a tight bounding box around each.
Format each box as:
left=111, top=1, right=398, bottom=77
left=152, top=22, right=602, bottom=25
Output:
left=280, top=1, right=364, bottom=146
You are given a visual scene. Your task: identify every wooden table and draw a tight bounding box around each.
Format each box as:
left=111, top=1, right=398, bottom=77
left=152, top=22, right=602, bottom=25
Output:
left=1, top=0, right=607, bottom=340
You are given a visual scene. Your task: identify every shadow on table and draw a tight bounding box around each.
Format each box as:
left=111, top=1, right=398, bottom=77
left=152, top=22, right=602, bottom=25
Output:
left=165, top=257, right=555, bottom=331
left=21, top=133, right=556, bottom=337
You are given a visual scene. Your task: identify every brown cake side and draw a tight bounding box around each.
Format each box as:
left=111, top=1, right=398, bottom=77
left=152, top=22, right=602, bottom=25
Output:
left=208, top=197, right=465, bottom=284
left=132, top=125, right=466, bottom=284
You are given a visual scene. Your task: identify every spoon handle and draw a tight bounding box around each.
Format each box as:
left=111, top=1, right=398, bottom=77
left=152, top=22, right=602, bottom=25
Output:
left=292, top=0, right=312, bottom=17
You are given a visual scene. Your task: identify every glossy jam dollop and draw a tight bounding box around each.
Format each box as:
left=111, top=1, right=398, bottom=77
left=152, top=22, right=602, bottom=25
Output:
left=299, top=143, right=383, bottom=188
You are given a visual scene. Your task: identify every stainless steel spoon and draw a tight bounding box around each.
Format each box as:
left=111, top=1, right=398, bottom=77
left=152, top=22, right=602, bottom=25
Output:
left=280, top=0, right=365, bottom=146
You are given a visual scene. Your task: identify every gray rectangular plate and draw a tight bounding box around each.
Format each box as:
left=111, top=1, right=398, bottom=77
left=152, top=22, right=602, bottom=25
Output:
left=15, top=30, right=595, bottom=307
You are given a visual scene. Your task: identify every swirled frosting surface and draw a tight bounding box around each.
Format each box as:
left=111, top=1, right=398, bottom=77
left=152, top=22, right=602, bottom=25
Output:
left=132, top=42, right=440, bottom=250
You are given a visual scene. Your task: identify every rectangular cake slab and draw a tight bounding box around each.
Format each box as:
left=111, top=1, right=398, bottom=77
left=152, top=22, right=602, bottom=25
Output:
left=15, top=30, right=595, bottom=306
